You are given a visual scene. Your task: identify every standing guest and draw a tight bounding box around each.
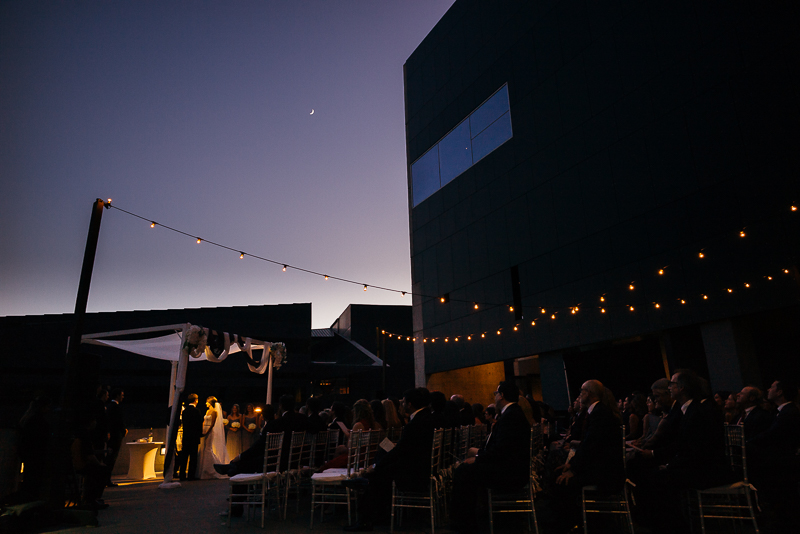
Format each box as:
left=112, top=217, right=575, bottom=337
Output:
left=306, top=397, right=327, bottom=433
left=343, top=388, right=435, bottom=532
left=265, top=394, right=307, bottom=470
left=734, top=386, right=773, bottom=437
left=71, top=416, right=109, bottom=510
left=176, top=394, right=202, bottom=481
left=240, top=404, right=259, bottom=451
left=105, top=388, right=126, bottom=487
left=225, top=404, right=243, bottom=460
left=450, top=381, right=531, bottom=533
left=18, top=393, right=51, bottom=501
left=747, top=380, right=800, bottom=532
left=382, top=399, right=403, bottom=431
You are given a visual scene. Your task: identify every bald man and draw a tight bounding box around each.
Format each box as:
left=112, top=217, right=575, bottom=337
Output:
left=734, top=386, right=773, bottom=438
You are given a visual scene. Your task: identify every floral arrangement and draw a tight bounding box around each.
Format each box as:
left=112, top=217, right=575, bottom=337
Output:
left=271, top=342, right=287, bottom=369
left=183, top=325, right=208, bottom=358
left=248, top=423, right=257, bottom=430
left=222, top=418, right=229, bottom=426
left=231, top=421, right=241, bottom=428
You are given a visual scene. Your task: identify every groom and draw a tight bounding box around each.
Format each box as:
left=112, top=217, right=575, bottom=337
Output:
left=176, top=393, right=203, bottom=481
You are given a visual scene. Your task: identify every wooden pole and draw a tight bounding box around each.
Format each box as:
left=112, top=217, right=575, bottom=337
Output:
left=48, top=198, right=105, bottom=505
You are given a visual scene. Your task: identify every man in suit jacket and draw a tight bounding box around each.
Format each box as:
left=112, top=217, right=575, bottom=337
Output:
left=343, top=387, right=434, bottom=532
left=104, top=388, right=126, bottom=486
left=176, top=394, right=203, bottom=481
left=734, top=386, right=774, bottom=439
left=265, top=394, right=308, bottom=470
left=450, top=381, right=531, bottom=534
left=747, top=379, right=800, bottom=531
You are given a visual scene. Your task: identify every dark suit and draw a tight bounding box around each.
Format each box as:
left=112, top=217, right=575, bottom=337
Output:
left=177, top=403, right=203, bottom=479
left=105, top=400, right=125, bottom=484
left=569, top=402, right=624, bottom=494
left=359, top=407, right=435, bottom=523
left=737, top=406, right=774, bottom=441
left=306, top=413, right=327, bottom=434
left=266, top=410, right=307, bottom=470
left=451, top=402, right=531, bottom=531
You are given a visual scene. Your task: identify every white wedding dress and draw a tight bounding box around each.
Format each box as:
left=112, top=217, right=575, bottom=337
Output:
left=196, top=402, right=230, bottom=479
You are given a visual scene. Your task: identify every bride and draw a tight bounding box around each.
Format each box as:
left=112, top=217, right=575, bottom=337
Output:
left=196, top=396, right=230, bottom=479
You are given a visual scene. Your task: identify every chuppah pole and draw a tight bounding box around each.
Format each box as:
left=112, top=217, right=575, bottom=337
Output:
left=46, top=198, right=104, bottom=506
left=160, top=325, right=190, bottom=488
left=266, top=349, right=273, bottom=406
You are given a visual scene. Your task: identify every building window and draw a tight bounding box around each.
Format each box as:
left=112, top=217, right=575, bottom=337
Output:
left=411, top=84, right=512, bottom=207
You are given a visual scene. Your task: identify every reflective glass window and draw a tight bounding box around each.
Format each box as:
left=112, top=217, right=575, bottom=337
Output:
left=411, top=145, right=440, bottom=206
left=469, top=85, right=510, bottom=138
left=438, top=120, right=472, bottom=186
left=471, top=111, right=513, bottom=163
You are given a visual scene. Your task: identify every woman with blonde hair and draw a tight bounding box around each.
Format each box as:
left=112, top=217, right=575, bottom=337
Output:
left=382, top=398, right=403, bottom=430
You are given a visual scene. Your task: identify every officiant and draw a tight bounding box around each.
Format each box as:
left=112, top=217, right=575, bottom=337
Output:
left=343, top=387, right=434, bottom=532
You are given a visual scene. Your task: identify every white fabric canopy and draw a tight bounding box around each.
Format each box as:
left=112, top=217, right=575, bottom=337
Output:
left=82, top=332, right=265, bottom=363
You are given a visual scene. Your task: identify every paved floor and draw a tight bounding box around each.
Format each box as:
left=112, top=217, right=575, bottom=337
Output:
left=43, top=475, right=443, bottom=534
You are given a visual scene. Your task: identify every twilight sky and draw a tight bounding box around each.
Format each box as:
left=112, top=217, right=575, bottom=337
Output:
left=0, top=1, right=455, bottom=328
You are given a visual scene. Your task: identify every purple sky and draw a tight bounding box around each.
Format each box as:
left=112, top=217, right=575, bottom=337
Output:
left=0, top=1, right=454, bottom=328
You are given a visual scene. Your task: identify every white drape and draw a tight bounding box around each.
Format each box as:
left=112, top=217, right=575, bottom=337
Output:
left=211, top=402, right=230, bottom=465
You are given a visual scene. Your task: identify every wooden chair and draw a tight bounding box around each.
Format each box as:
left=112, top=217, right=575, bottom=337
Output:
left=580, top=426, right=634, bottom=533
left=390, top=428, right=444, bottom=533
left=282, top=431, right=306, bottom=519
left=227, top=431, right=284, bottom=528
left=487, top=426, right=540, bottom=534
left=694, top=424, right=759, bottom=534
left=309, top=430, right=362, bottom=528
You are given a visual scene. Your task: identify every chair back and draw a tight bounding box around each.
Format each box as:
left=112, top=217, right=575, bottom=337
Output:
left=472, top=424, right=487, bottom=448
left=326, top=429, right=340, bottom=462
left=531, top=423, right=544, bottom=455
left=389, top=426, right=403, bottom=442
left=309, top=430, right=328, bottom=467
left=440, top=427, right=454, bottom=470
left=263, top=431, right=285, bottom=474
left=287, top=431, right=306, bottom=471
left=724, top=424, right=748, bottom=483
left=458, top=425, right=471, bottom=460
left=346, top=430, right=362, bottom=476
left=619, top=425, right=627, bottom=470
left=430, top=428, right=444, bottom=478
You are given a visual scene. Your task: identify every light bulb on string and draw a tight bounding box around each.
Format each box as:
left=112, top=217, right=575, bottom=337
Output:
left=474, top=303, right=479, bottom=309
left=324, top=275, right=329, bottom=280
left=600, top=308, right=606, bottom=313
left=699, top=251, right=705, bottom=258
left=496, top=330, right=501, bottom=335
left=150, top=222, right=156, bottom=228
left=680, top=299, right=686, bottom=304
left=509, top=306, right=514, bottom=312
left=282, top=265, right=287, bottom=272
left=629, top=306, right=635, bottom=311
left=654, top=303, right=660, bottom=308
left=792, top=205, right=797, bottom=211
left=600, top=296, right=605, bottom=302
left=766, top=276, right=772, bottom=280
left=513, top=325, right=518, bottom=331
left=445, top=338, right=449, bottom=342
left=551, top=314, right=556, bottom=319
left=481, top=333, right=485, bottom=338
left=239, top=252, right=244, bottom=259
left=401, top=292, right=406, bottom=297
left=783, top=269, right=790, bottom=274
left=541, top=308, right=546, bottom=314
left=455, top=337, right=459, bottom=342
left=440, top=297, right=445, bottom=303
left=744, top=283, right=750, bottom=288
left=739, top=230, right=746, bottom=238
left=727, top=288, right=733, bottom=293
left=629, top=283, right=635, bottom=290
left=363, top=285, right=368, bottom=291
left=467, top=335, right=472, bottom=341
left=412, top=337, right=416, bottom=341
left=658, top=269, right=664, bottom=275
left=702, top=294, right=708, bottom=300
left=196, top=238, right=201, bottom=244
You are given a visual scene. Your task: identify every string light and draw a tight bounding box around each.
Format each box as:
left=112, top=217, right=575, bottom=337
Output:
left=196, top=238, right=201, bottom=244
left=467, top=335, right=472, bottom=340
left=739, top=230, right=746, bottom=238
left=599, top=296, right=605, bottom=302
left=629, top=283, right=635, bottom=290
left=727, top=288, right=733, bottom=293
left=654, top=303, right=660, bottom=308
left=496, top=330, right=501, bottom=335
left=445, top=338, right=449, bottom=342
left=282, top=265, right=287, bottom=271
left=509, top=306, right=514, bottom=312
left=680, top=299, right=686, bottom=304
left=481, top=333, right=485, bottom=338
left=699, top=251, right=705, bottom=258
left=600, top=308, right=606, bottom=313
left=363, top=284, right=368, bottom=291
left=440, top=297, right=446, bottom=303
left=324, top=275, right=329, bottom=280
left=107, top=198, right=112, bottom=204
left=702, top=294, right=708, bottom=300
left=629, top=306, right=635, bottom=311
left=658, top=269, right=664, bottom=275
left=541, top=308, right=546, bottom=314
left=783, top=269, right=790, bottom=274
left=240, top=252, right=244, bottom=259
left=792, top=205, right=797, bottom=211
left=744, top=283, right=750, bottom=288
left=401, top=292, right=406, bottom=297
left=455, top=337, right=459, bottom=341
left=474, top=303, right=479, bottom=309
left=766, top=276, right=772, bottom=280
left=551, top=314, right=556, bottom=319
left=531, top=320, right=536, bottom=326
left=150, top=222, right=156, bottom=228
left=513, top=325, right=518, bottom=331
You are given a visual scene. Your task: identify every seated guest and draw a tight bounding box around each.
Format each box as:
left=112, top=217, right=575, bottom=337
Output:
left=328, top=401, right=351, bottom=444
left=635, top=370, right=726, bottom=533
left=450, top=381, right=530, bottom=533
left=713, top=390, right=731, bottom=410
left=484, top=405, right=496, bottom=432
left=371, top=399, right=387, bottom=431
left=472, top=403, right=486, bottom=425
left=381, top=399, right=403, bottom=432
left=540, top=380, right=623, bottom=532
left=734, top=386, right=773, bottom=437
left=305, top=397, right=327, bottom=433
left=637, top=394, right=662, bottom=445
left=343, top=388, right=434, bottom=532
left=747, top=379, right=800, bottom=532
left=352, top=399, right=380, bottom=431
left=624, top=392, right=647, bottom=440
left=722, top=392, right=740, bottom=423
left=429, top=391, right=448, bottom=429
left=638, top=378, right=682, bottom=451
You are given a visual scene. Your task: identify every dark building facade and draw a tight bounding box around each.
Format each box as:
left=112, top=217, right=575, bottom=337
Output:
left=405, top=0, right=800, bottom=407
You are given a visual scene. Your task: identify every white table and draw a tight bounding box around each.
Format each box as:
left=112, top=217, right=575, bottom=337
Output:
left=126, top=442, right=163, bottom=480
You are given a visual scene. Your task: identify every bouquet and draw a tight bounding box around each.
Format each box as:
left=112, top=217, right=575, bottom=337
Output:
left=183, top=325, right=208, bottom=358
left=248, top=423, right=257, bottom=430
left=222, top=419, right=229, bottom=426
left=271, top=342, right=287, bottom=369
left=231, top=421, right=241, bottom=428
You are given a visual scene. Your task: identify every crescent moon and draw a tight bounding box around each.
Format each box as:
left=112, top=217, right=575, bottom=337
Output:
left=310, top=109, right=314, bottom=115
